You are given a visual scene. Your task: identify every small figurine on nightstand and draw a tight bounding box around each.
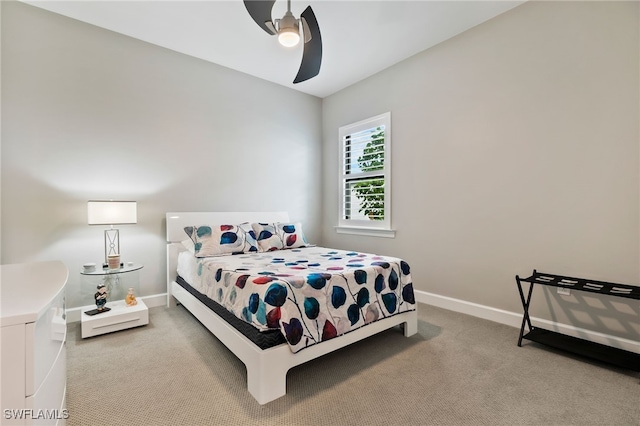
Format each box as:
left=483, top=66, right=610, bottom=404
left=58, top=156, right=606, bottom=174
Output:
left=95, top=283, right=108, bottom=312
left=125, top=287, right=137, bottom=306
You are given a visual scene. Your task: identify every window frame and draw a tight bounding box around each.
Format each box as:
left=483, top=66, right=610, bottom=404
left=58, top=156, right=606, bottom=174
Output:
left=337, top=112, right=394, bottom=238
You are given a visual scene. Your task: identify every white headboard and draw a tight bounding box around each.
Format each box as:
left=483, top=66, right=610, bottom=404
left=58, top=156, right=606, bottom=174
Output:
left=166, top=211, right=290, bottom=242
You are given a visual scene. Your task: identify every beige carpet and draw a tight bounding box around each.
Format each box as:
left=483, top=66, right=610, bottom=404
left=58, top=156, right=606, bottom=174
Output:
left=66, top=303, right=640, bottom=425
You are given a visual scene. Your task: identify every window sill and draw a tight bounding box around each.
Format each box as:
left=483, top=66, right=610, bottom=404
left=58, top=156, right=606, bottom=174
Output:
left=335, top=226, right=396, bottom=238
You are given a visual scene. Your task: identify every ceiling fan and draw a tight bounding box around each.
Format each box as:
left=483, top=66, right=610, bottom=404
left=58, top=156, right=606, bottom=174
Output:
left=243, top=0, right=322, bottom=84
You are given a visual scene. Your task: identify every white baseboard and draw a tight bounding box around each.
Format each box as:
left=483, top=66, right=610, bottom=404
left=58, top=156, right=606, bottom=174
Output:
left=67, top=290, right=638, bottom=355
left=415, top=290, right=640, bottom=355
left=66, top=293, right=167, bottom=323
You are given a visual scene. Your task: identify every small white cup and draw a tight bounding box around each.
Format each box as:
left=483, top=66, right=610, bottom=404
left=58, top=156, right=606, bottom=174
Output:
left=83, top=263, right=96, bottom=273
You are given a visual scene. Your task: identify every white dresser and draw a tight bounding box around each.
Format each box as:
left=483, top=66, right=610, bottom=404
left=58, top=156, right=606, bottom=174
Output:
left=1, top=261, right=68, bottom=426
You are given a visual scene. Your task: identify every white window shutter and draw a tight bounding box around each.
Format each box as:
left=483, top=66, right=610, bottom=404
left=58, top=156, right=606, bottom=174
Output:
left=338, top=112, right=391, bottom=233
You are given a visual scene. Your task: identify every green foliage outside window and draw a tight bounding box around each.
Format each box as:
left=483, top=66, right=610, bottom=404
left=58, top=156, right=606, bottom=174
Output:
left=352, top=128, right=385, bottom=220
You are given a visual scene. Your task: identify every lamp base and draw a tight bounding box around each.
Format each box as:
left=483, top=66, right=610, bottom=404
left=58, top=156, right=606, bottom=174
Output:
left=102, top=262, right=124, bottom=269
left=104, top=228, right=120, bottom=265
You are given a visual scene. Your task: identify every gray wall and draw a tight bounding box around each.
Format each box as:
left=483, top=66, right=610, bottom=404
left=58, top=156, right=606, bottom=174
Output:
left=1, top=2, right=322, bottom=308
left=322, top=1, right=640, bottom=339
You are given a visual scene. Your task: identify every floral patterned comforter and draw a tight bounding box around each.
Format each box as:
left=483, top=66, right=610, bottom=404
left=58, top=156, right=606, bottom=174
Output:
left=185, top=246, right=416, bottom=353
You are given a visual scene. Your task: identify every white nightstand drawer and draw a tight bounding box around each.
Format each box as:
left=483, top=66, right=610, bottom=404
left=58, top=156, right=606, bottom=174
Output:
left=81, top=299, right=148, bottom=338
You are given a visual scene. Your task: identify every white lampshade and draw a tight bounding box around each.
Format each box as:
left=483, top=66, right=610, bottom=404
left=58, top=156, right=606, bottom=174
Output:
left=88, top=201, right=137, bottom=225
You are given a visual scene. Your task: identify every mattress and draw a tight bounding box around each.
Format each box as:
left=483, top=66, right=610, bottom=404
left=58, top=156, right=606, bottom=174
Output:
left=175, top=275, right=287, bottom=349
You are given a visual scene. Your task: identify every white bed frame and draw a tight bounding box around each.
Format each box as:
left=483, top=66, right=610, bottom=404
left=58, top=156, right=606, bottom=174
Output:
left=166, top=212, right=418, bottom=404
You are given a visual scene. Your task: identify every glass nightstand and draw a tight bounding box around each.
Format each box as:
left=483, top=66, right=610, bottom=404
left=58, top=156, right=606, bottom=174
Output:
left=81, top=263, right=143, bottom=302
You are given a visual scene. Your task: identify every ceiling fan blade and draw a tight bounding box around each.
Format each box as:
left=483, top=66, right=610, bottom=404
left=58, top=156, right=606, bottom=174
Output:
left=244, top=0, right=277, bottom=35
left=293, top=6, right=322, bottom=84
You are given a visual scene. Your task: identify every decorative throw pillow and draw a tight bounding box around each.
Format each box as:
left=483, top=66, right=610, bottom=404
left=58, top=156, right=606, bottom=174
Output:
left=184, top=224, right=259, bottom=257
left=251, top=222, right=308, bottom=252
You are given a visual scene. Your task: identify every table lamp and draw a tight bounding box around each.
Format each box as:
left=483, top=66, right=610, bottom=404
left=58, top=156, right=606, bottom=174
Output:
left=88, top=200, right=137, bottom=266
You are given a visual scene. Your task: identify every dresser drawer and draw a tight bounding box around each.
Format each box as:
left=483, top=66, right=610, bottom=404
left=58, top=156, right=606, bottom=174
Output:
left=28, top=290, right=66, bottom=397
left=26, top=347, right=67, bottom=425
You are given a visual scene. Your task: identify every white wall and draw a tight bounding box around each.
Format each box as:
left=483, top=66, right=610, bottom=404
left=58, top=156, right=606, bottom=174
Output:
left=1, top=2, right=322, bottom=308
left=322, top=1, right=640, bottom=340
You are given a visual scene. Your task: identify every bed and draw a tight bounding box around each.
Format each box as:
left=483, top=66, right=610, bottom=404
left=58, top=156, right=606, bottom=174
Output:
left=166, top=212, right=418, bottom=404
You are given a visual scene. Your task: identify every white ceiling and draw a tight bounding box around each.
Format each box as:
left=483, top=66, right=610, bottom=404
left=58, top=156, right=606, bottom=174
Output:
left=23, top=0, right=526, bottom=98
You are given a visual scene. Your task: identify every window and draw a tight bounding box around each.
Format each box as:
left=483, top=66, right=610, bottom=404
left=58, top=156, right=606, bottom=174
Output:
left=338, top=112, right=393, bottom=237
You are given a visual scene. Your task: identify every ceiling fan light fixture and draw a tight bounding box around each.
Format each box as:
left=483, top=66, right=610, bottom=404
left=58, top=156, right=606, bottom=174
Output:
left=278, top=28, right=300, bottom=47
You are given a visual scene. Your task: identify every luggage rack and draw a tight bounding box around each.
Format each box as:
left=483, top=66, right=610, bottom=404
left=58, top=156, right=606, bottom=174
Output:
left=516, top=270, right=640, bottom=372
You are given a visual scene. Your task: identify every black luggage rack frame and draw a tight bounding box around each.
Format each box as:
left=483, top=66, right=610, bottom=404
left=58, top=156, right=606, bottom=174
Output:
left=516, top=270, right=640, bottom=372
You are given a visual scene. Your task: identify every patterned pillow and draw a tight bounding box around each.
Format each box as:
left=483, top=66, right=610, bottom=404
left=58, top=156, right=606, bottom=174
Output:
left=251, top=222, right=308, bottom=251
left=184, top=223, right=259, bottom=257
